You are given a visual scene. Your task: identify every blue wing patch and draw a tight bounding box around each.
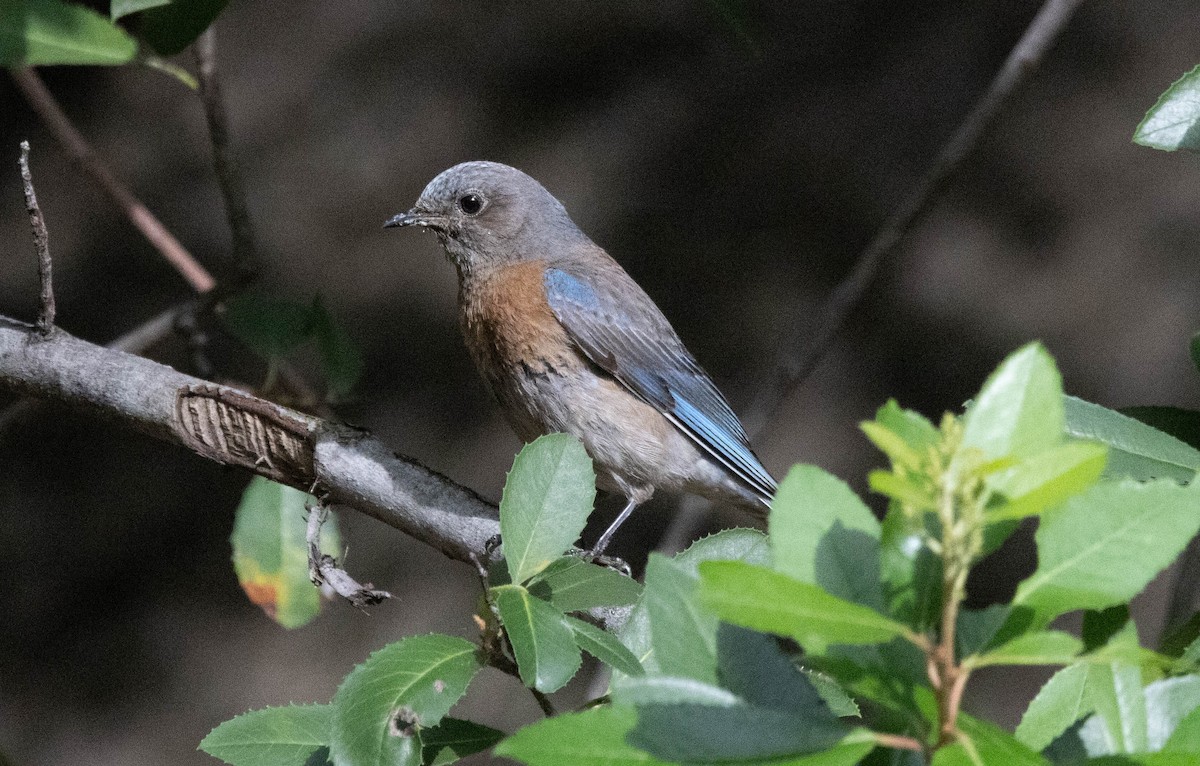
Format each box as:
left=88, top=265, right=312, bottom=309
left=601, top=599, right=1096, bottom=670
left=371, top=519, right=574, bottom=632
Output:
left=544, top=267, right=775, bottom=504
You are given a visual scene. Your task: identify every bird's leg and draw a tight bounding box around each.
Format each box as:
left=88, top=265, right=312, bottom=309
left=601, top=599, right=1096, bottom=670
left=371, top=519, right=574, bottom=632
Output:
left=591, top=497, right=640, bottom=557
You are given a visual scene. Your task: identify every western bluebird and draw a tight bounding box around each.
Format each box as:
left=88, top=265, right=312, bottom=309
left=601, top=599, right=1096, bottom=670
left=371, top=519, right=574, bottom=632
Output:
left=386, top=161, right=775, bottom=554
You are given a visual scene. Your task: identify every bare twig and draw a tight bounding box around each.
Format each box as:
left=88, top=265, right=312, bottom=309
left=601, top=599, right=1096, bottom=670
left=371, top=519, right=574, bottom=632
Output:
left=658, top=0, right=1087, bottom=553
left=873, top=733, right=926, bottom=754
left=10, top=68, right=217, bottom=294
left=741, top=0, right=1088, bottom=436
left=18, top=141, right=54, bottom=335
left=307, top=498, right=392, bottom=608
left=194, top=28, right=258, bottom=280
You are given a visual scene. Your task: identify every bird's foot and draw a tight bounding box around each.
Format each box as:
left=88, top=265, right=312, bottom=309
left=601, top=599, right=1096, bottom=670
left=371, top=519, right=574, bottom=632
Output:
left=572, top=548, right=631, bottom=578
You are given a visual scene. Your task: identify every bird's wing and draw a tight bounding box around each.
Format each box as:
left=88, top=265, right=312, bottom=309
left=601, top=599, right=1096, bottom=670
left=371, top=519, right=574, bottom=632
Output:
left=544, top=266, right=776, bottom=503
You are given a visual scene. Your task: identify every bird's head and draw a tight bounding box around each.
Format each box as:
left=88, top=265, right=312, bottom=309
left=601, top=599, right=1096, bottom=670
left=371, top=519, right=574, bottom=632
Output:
left=385, top=161, right=585, bottom=276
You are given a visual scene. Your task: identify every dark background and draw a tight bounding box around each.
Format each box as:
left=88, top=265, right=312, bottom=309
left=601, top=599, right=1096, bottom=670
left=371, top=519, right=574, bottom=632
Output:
left=2, top=2, right=1199, bottom=764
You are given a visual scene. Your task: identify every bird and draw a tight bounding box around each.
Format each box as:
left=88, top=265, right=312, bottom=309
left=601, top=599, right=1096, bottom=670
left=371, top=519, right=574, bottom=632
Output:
left=385, top=161, right=776, bottom=554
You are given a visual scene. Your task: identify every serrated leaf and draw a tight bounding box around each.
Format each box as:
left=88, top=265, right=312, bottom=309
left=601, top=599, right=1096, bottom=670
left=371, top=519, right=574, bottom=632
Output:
left=716, top=623, right=840, bottom=716
left=310, top=296, right=364, bottom=402
left=966, top=631, right=1082, bottom=668
left=618, top=529, right=767, bottom=678
left=500, top=434, right=596, bottom=585
left=137, top=0, right=228, bottom=55
left=527, top=556, right=641, bottom=613
left=769, top=464, right=883, bottom=609
left=111, top=0, right=170, bottom=20
left=1013, top=479, right=1200, bottom=625
left=1065, top=396, right=1200, bottom=482
left=962, top=343, right=1064, bottom=460
left=329, top=634, right=483, bottom=766
left=231, top=477, right=339, bottom=629
left=1017, top=663, right=1095, bottom=751
left=221, top=293, right=314, bottom=359
left=566, top=616, right=644, bottom=676
left=492, top=584, right=581, bottom=693
left=1122, top=407, right=1200, bottom=453
left=419, top=718, right=504, bottom=766
left=644, top=553, right=718, bottom=684
left=495, top=706, right=669, bottom=766
left=869, top=470, right=935, bottom=507
left=956, top=605, right=1010, bottom=658
left=801, top=667, right=861, bottom=718
left=1076, top=661, right=1150, bottom=755
left=861, top=421, right=923, bottom=470
left=200, top=704, right=329, bottom=766
left=699, top=561, right=912, bottom=649
left=0, top=0, right=137, bottom=66
left=1134, top=64, right=1200, bottom=153
left=986, top=442, right=1108, bottom=521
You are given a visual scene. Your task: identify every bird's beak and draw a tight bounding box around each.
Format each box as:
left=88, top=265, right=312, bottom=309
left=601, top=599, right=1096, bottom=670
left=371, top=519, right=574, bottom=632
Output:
left=384, top=208, right=441, bottom=229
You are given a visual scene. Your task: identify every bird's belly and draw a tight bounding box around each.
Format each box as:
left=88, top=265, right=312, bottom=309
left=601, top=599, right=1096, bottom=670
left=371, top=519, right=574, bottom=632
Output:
left=491, top=361, right=702, bottom=493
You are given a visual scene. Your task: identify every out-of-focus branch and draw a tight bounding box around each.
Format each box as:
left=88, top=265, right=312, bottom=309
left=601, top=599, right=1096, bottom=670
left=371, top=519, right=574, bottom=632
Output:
left=741, top=0, right=1088, bottom=436
left=18, top=141, right=54, bottom=335
left=658, top=0, right=1088, bottom=554
left=10, top=68, right=217, bottom=294
left=194, top=28, right=258, bottom=281
left=0, top=316, right=500, bottom=564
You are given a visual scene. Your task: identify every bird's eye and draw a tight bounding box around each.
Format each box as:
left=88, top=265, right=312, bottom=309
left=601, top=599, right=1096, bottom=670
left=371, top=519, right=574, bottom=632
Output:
left=458, top=194, right=483, bottom=215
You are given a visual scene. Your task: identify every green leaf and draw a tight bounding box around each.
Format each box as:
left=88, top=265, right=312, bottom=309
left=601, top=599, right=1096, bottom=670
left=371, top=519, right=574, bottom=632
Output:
left=1065, top=396, right=1200, bottom=482
left=716, top=623, right=842, bottom=716
left=769, top=464, right=883, bottom=609
left=1076, top=662, right=1150, bottom=755
left=566, top=616, right=644, bottom=677
left=500, top=434, right=596, bottom=585
left=1017, top=663, right=1096, bottom=751
left=221, top=293, right=314, bottom=359
left=699, top=561, right=912, bottom=649
left=329, top=634, right=483, bottom=766
left=643, top=553, right=718, bottom=683
left=111, top=0, right=169, bottom=20
left=880, top=505, right=941, bottom=630
left=956, top=604, right=1010, bottom=658
left=861, top=420, right=923, bottom=470
left=137, top=0, right=228, bottom=55
left=1164, top=704, right=1200, bottom=753
left=495, top=706, right=670, bottom=766
left=1122, top=407, right=1200, bottom=453
left=986, top=442, right=1108, bottom=521
left=962, top=343, right=1064, bottom=460
left=1144, top=676, right=1200, bottom=752
left=801, top=667, right=861, bottom=718
left=231, top=477, right=339, bottom=629
left=492, top=584, right=582, bottom=693
left=1134, top=64, right=1200, bottom=153
left=936, top=714, right=1050, bottom=766
left=0, top=0, right=137, bottom=66
left=966, top=631, right=1083, bottom=668
left=310, top=296, right=364, bottom=402
left=419, top=718, right=504, bottom=766
left=875, top=399, right=940, bottom=452
left=200, top=704, right=329, bottom=766
left=619, top=529, right=767, bottom=677
left=1084, top=606, right=1132, bottom=652
left=1013, top=479, right=1200, bottom=625
left=527, top=556, right=642, bottom=613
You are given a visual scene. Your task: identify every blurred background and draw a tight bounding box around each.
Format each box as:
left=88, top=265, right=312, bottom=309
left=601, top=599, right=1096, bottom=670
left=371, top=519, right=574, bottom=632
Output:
left=2, top=1, right=1199, bottom=763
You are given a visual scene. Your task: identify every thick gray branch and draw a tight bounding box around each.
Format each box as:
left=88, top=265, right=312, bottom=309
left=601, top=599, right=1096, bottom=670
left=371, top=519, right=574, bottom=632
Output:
left=0, top=315, right=499, bottom=563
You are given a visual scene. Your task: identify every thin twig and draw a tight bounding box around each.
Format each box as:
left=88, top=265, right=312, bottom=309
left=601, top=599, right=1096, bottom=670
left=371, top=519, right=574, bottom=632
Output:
left=741, top=0, right=1088, bottom=436
left=306, top=498, right=392, bottom=608
left=194, top=28, right=258, bottom=281
left=873, top=732, right=926, bottom=753
left=18, top=141, right=54, bottom=335
left=10, top=68, right=217, bottom=294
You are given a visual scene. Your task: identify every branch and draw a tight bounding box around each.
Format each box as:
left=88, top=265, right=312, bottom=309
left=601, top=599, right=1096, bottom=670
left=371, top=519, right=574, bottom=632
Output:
left=10, top=68, right=217, bottom=294
left=307, top=498, right=392, bottom=608
left=18, top=141, right=54, bottom=335
left=194, top=28, right=258, bottom=280
left=0, top=315, right=500, bottom=564
left=741, top=0, right=1087, bottom=436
